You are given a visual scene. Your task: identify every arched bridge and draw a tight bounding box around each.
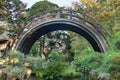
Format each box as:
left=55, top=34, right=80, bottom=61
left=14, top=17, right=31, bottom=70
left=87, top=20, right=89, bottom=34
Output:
left=15, top=8, right=111, bottom=54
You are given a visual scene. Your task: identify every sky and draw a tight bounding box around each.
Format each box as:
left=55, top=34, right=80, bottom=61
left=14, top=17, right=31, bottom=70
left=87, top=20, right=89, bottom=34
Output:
left=20, top=0, right=79, bottom=8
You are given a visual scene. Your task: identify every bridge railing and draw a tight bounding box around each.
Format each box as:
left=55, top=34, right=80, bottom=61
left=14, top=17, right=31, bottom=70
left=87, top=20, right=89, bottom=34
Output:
left=23, top=8, right=112, bottom=48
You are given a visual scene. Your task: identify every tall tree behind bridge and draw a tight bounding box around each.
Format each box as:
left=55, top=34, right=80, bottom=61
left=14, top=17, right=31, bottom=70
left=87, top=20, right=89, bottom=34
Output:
left=28, top=0, right=59, bottom=16
left=72, top=0, right=120, bottom=34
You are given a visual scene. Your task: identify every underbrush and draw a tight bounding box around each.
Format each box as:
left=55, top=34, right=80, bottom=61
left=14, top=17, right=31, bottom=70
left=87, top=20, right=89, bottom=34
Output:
left=0, top=45, right=120, bottom=80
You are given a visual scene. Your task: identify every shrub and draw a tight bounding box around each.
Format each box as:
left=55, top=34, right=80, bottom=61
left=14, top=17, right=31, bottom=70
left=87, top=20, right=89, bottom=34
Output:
left=74, top=51, right=103, bottom=70
left=98, top=52, right=120, bottom=76
left=115, top=38, right=120, bottom=50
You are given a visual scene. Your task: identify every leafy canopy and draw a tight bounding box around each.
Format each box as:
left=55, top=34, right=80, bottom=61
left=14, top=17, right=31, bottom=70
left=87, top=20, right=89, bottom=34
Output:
left=29, top=0, right=59, bottom=16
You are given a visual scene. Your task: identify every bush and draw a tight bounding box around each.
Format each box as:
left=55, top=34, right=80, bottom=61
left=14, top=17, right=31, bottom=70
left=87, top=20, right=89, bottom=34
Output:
left=113, top=32, right=120, bottom=50
left=115, top=38, right=120, bottom=50
left=74, top=51, right=103, bottom=70
left=98, top=52, right=120, bottom=79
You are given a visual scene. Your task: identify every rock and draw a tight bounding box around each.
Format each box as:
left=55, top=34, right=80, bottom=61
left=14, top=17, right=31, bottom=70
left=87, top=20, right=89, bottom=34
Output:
left=97, top=72, right=110, bottom=80
left=89, top=70, right=97, bottom=76
left=0, top=31, right=12, bottom=51
left=6, top=72, right=15, bottom=80
left=17, top=68, right=32, bottom=80
left=0, top=31, right=9, bottom=40
left=89, top=70, right=98, bottom=80
left=0, top=68, right=15, bottom=80
left=25, top=68, right=32, bottom=78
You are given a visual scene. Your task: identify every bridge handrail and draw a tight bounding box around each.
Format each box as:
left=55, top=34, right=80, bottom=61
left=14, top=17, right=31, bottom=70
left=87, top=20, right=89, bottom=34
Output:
left=23, top=8, right=111, bottom=47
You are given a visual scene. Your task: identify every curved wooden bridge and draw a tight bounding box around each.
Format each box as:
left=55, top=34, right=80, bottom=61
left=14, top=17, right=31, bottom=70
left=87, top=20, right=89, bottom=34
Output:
left=15, top=8, right=111, bottom=54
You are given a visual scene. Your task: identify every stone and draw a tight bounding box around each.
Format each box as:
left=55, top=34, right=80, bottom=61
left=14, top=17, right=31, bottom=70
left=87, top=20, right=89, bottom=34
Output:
left=97, top=72, right=110, bottom=80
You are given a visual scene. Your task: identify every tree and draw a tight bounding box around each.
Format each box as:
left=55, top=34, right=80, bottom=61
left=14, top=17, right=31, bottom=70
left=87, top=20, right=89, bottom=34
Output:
left=72, top=0, right=120, bottom=34
left=45, top=31, right=74, bottom=62
left=0, top=0, right=28, bottom=39
left=0, top=0, right=28, bottom=57
left=28, top=0, right=59, bottom=16
left=0, top=0, right=27, bottom=29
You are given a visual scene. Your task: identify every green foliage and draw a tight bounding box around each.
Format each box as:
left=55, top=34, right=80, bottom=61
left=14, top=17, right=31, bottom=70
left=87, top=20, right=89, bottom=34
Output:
left=48, top=52, right=65, bottom=62
left=27, top=77, right=40, bottom=80
left=71, top=35, right=93, bottom=52
left=32, top=52, right=67, bottom=80
left=0, top=0, right=27, bottom=38
left=0, top=50, right=28, bottom=79
left=112, top=32, right=120, bottom=50
left=98, top=52, right=120, bottom=73
left=113, top=30, right=120, bottom=40
left=7, top=50, right=24, bottom=58
left=29, top=41, right=40, bottom=56
left=71, top=2, right=120, bottom=79
left=25, top=55, right=44, bottom=70
left=29, top=0, right=59, bottom=16
left=11, top=66, right=27, bottom=78
left=115, top=39, right=120, bottom=50
left=74, top=51, right=103, bottom=70
left=1, top=47, right=120, bottom=79
left=43, top=62, right=66, bottom=80
left=73, top=0, right=120, bottom=34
